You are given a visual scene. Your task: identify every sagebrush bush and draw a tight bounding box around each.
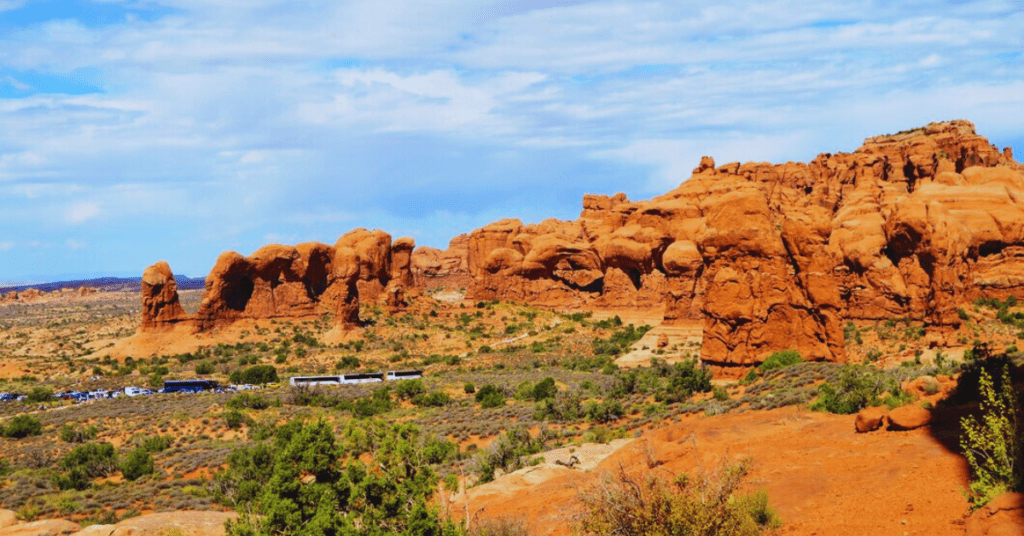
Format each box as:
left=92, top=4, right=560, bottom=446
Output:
left=577, top=460, right=780, bottom=536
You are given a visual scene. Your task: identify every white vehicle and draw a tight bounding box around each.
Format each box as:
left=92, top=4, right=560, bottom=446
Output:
left=124, top=386, right=145, bottom=397
left=289, top=373, right=385, bottom=386
left=386, top=370, right=423, bottom=381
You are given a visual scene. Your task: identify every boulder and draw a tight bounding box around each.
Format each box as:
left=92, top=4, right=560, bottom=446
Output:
left=0, top=511, right=17, bottom=530
left=855, top=406, right=888, bottom=433
left=887, top=405, right=932, bottom=431
left=0, top=519, right=80, bottom=536
left=72, top=511, right=237, bottom=536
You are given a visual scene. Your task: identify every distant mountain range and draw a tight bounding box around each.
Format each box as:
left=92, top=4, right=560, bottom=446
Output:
left=0, top=276, right=206, bottom=295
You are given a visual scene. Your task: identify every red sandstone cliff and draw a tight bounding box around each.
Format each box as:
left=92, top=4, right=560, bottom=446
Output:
left=421, top=120, right=1023, bottom=365
left=141, top=120, right=1023, bottom=366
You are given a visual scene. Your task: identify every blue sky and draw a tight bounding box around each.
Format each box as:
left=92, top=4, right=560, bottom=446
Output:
left=1, top=0, right=1023, bottom=283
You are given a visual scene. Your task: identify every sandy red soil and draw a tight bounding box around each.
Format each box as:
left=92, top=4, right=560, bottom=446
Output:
left=457, top=405, right=971, bottom=536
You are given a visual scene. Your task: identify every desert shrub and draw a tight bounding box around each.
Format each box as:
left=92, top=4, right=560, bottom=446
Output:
left=224, top=410, right=252, bottom=429
left=224, top=420, right=461, bottom=536
left=592, top=324, right=653, bottom=356
left=120, top=447, right=155, bottom=481
left=464, top=382, right=476, bottom=394
left=810, top=365, right=901, bottom=414
left=396, top=379, right=426, bottom=400
left=59, top=423, right=99, bottom=443
left=534, top=391, right=583, bottom=422
left=352, top=386, right=393, bottom=418
left=532, top=377, right=557, bottom=401
left=194, top=361, right=215, bottom=375
left=472, top=427, right=544, bottom=483
left=713, top=386, right=730, bottom=401
left=2, top=415, right=43, bottom=439
left=412, top=391, right=452, bottom=407
left=660, top=359, right=713, bottom=403
left=961, top=365, right=1022, bottom=508
left=585, top=399, right=624, bottom=423
left=577, top=460, right=780, bottom=536
left=469, top=517, right=529, bottom=536
left=229, top=365, right=279, bottom=385
left=54, top=443, right=118, bottom=490
left=513, top=381, right=535, bottom=401
left=227, top=392, right=272, bottom=410
left=758, top=350, right=802, bottom=373
left=476, top=384, right=506, bottom=409
left=141, top=435, right=173, bottom=452
left=338, top=355, right=361, bottom=369
left=26, top=386, right=53, bottom=403
left=738, top=368, right=759, bottom=385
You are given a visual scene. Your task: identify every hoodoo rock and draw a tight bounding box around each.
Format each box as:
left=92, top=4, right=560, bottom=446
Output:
left=141, top=261, right=189, bottom=329
left=140, top=121, right=1024, bottom=366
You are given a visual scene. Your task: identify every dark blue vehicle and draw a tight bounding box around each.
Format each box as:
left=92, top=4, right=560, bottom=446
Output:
left=162, top=379, right=219, bottom=393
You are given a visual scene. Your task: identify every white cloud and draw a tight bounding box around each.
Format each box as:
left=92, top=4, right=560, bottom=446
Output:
left=0, top=240, right=13, bottom=251
left=65, top=238, right=87, bottom=250
left=0, top=0, right=1022, bottom=280
left=66, top=202, right=101, bottom=224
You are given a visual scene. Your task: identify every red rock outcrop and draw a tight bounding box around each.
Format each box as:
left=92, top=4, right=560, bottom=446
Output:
left=141, top=231, right=415, bottom=332
left=453, top=120, right=1022, bottom=365
left=141, top=261, right=188, bottom=329
left=411, top=234, right=472, bottom=288
left=140, top=121, right=1024, bottom=366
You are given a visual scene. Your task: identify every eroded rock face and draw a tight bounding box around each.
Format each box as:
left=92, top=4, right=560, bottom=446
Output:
left=448, top=120, right=1022, bottom=365
left=141, top=233, right=414, bottom=332
left=142, top=121, right=1024, bottom=366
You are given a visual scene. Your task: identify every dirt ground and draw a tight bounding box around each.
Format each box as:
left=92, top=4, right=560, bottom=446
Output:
left=456, top=405, right=971, bottom=536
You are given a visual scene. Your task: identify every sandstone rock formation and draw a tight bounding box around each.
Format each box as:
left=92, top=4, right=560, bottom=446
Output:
left=141, top=120, right=1024, bottom=366
left=141, top=261, right=188, bottom=329
left=141, top=230, right=416, bottom=332
left=421, top=120, right=1022, bottom=365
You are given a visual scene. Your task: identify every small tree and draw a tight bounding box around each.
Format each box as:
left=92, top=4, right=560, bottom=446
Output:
left=2, top=415, right=43, bottom=439
left=961, top=365, right=1022, bottom=508
left=225, top=420, right=462, bottom=536
left=120, top=447, right=155, bottom=481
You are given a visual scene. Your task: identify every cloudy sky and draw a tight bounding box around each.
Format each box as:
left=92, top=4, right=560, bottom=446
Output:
left=1, top=0, right=1022, bottom=283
